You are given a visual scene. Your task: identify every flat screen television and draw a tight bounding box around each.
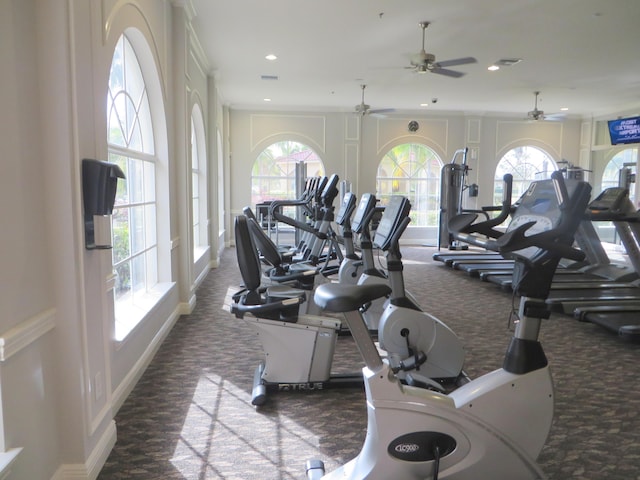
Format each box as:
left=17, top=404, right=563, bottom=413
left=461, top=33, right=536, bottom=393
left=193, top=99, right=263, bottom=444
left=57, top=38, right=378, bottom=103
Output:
left=608, top=116, right=640, bottom=145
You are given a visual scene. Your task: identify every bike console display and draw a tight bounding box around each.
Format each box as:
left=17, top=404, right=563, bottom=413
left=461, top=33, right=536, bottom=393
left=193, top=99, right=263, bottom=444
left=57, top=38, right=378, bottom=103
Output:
left=351, top=193, right=378, bottom=234
left=373, top=196, right=412, bottom=251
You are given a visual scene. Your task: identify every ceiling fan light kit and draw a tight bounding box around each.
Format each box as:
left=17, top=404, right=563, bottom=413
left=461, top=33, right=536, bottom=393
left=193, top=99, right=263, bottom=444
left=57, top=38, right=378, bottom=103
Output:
left=355, top=84, right=395, bottom=117
left=526, top=91, right=565, bottom=122
left=407, top=21, right=477, bottom=78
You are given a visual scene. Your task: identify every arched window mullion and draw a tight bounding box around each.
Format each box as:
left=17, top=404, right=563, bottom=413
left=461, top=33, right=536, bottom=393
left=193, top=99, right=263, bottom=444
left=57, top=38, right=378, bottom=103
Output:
left=251, top=141, right=325, bottom=219
left=493, top=146, right=556, bottom=206
left=376, top=143, right=442, bottom=228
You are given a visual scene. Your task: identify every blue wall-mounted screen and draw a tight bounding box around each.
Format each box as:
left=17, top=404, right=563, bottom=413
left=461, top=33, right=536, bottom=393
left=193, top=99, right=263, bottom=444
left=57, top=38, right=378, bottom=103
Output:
left=608, top=116, right=640, bottom=145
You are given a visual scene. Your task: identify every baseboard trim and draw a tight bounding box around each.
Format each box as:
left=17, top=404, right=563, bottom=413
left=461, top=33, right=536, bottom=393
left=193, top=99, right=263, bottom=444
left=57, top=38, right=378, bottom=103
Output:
left=50, top=420, right=116, bottom=480
left=179, top=294, right=197, bottom=315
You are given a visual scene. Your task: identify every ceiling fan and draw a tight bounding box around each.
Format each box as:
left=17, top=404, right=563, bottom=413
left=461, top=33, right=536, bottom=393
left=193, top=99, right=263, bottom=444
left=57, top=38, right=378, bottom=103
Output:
left=354, top=84, right=395, bottom=116
left=527, top=91, right=564, bottom=121
left=407, top=21, right=477, bottom=77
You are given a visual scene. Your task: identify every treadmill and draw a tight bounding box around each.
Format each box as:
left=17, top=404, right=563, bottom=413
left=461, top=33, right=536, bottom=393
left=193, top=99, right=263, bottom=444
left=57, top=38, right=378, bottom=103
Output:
left=483, top=189, right=639, bottom=291
left=567, top=187, right=640, bottom=342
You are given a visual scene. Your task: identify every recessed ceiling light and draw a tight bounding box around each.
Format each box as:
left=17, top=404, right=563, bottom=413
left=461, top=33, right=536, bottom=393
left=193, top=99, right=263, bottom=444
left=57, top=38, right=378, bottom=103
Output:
left=265, top=54, right=277, bottom=61
left=263, top=98, right=271, bottom=102
left=560, top=107, right=569, bottom=111
left=488, top=65, right=500, bottom=71
left=420, top=103, right=429, bottom=107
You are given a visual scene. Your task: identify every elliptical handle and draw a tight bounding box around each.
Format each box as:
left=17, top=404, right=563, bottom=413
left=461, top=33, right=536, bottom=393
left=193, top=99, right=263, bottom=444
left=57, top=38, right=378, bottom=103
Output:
left=502, top=174, right=513, bottom=208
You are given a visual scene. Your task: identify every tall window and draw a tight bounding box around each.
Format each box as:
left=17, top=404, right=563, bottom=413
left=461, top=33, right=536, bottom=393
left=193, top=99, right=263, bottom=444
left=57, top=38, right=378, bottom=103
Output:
left=217, top=129, right=224, bottom=235
left=107, top=34, right=158, bottom=339
left=191, top=105, right=208, bottom=256
left=494, top=146, right=556, bottom=205
left=376, top=143, right=442, bottom=227
left=251, top=141, right=324, bottom=218
left=601, top=148, right=637, bottom=203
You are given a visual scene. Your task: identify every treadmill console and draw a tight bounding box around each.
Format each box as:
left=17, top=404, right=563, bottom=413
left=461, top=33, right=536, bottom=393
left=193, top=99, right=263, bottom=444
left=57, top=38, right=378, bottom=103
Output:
left=588, top=187, right=627, bottom=212
left=373, top=196, right=411, bottom=251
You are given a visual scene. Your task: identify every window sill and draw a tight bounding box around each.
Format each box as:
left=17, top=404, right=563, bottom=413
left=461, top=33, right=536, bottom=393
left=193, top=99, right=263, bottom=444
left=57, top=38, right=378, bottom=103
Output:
left=0, top=448, right=22, bottom=479
left=193, top=245, right=210, bottom=264
left=114, top=282, right=175, bottom=342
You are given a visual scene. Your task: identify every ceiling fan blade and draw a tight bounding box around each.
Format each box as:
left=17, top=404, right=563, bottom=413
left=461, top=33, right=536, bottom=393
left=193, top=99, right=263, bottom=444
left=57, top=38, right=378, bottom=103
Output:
left=543, top=112, right=566, bottom=121
left=369, top=108, right=396, bottom=118
left=431, top=68, right=466, bottom=78
left=370, top=108, right=395, bottom=114
left=434, top=57, right=477, bottom=68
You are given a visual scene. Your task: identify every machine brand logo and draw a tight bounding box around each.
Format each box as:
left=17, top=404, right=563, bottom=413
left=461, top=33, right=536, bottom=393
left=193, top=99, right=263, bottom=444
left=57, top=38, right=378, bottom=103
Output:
left=395, top=443, right=420, bottom=454
left=388, top=431, right=457, bottom=462
left=278, top=382, right=324, bottom=391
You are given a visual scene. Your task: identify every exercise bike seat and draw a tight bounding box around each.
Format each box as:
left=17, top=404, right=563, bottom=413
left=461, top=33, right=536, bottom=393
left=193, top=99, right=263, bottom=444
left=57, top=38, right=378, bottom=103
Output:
left=314, top=283, right=391, bottom=314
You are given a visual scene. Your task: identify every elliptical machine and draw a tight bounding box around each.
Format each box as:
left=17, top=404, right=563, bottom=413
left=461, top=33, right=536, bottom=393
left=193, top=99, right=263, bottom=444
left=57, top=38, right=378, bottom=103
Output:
left=306, top=172, right=592, bottom=479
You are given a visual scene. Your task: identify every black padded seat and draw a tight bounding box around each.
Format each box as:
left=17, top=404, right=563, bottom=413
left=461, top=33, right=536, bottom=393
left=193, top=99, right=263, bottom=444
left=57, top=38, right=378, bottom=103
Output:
left=314, top=283, right=391, bottom=313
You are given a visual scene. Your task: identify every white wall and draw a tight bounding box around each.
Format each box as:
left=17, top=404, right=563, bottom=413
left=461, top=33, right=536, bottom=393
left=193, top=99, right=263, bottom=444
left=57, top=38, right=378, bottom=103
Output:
left=0, top=0, right=221, bottom=478
left=227, top=110, right=584, bottom=244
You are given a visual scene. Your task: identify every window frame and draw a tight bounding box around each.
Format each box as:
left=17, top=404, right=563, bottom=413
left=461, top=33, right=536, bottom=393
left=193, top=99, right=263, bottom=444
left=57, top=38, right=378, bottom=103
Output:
left=493, top=146, right=557, bottom=206
left=251, top=141, right=325, bottom=219
left=107, top=32, right=170, bottom=342
left=376, top=143, right=443, bottom=227
left=190, top=104, right=208, bottom=260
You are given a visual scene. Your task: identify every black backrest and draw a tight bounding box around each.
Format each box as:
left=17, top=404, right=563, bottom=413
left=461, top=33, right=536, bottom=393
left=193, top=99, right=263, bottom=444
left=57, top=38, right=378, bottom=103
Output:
left=245, top=216, right=284, bottom=267
left=234, top=215, right=262, bottom=291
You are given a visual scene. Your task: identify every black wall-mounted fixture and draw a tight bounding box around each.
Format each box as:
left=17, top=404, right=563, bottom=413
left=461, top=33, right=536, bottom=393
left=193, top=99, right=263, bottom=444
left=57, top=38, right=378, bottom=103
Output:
left=82, top=158, right=125, bottom=250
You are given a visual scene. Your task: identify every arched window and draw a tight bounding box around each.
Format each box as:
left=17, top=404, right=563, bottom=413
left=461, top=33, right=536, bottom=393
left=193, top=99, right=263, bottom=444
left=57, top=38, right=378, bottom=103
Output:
left=191, top=104, right=208, bottom=257
left=494, top=146, right=556, bottom=205
left=251, top=141, right=324, bottom=218
left=601, top=148, right=637, bottom=203
left=107, top=33, right=164, bottom=340
left=376, top=143, right=442, bottom=227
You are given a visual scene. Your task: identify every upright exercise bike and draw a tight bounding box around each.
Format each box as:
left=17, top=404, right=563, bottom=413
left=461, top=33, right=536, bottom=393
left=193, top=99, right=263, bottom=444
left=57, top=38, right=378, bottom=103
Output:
left=306, top=172, right=592, bottom=479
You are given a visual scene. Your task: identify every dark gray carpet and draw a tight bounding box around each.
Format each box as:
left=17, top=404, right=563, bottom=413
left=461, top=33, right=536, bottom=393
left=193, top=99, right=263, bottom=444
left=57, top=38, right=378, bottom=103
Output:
left=98, top=247, right=640, bottom=479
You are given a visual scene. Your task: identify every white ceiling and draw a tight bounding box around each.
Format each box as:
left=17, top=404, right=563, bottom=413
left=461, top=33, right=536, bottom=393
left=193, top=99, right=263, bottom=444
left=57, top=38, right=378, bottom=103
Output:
left=189, top=0, right=640, bottom=119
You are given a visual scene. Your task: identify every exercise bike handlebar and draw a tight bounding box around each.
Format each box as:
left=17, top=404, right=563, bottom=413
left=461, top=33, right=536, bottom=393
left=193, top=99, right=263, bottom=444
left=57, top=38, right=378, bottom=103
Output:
left=271, top=210, right=328, bottom=238
left=230, top=288, right=306, bottom=319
